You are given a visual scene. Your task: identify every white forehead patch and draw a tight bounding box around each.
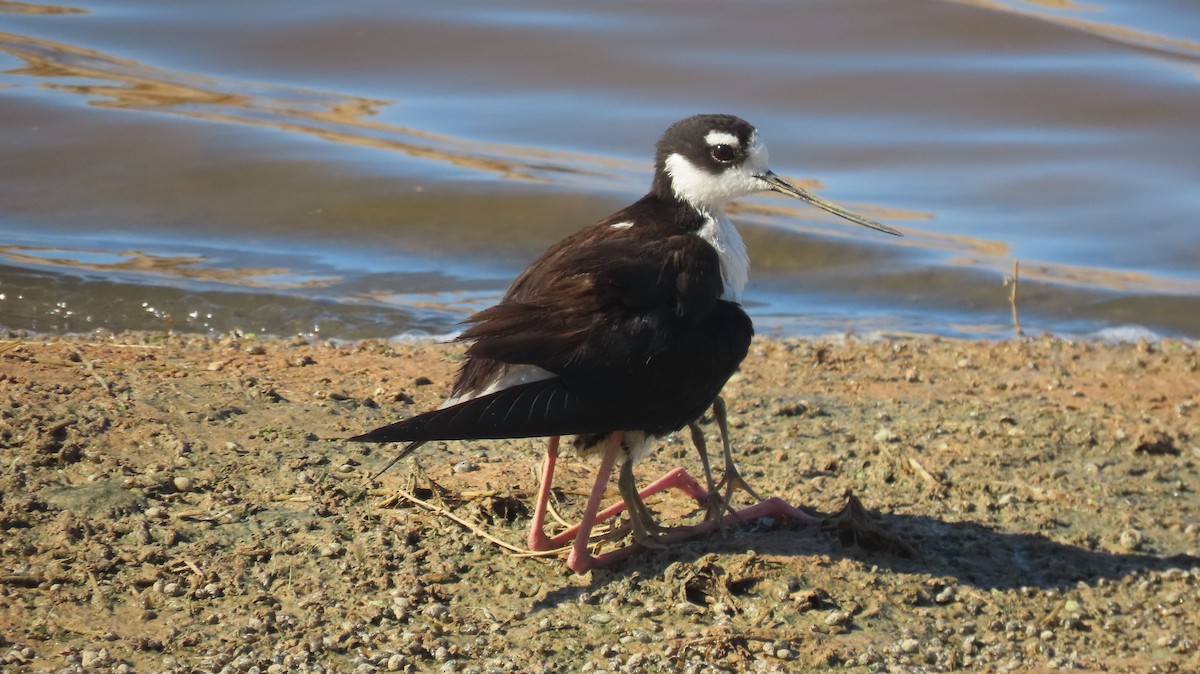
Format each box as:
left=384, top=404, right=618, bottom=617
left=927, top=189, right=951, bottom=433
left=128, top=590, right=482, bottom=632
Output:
left=705, top=130, right=740, bottom=147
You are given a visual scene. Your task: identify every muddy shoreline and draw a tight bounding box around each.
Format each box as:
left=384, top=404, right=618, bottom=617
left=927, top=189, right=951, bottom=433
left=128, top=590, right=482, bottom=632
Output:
left=1, top=333, right=1198, bottom=673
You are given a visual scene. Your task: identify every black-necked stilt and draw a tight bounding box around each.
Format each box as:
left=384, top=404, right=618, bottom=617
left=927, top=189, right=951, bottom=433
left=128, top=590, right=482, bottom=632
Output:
left=351, top=114, right=900, bottom=572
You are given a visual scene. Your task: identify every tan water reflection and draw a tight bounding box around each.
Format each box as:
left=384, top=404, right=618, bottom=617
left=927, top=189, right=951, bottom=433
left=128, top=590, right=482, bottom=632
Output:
left=0, top=1, right=84, bottom=16
left=0, top=244, right=337, bottom=289
left=0, top=31, right=620, bottom=185
left=943, top=0, right=1200, bottom=60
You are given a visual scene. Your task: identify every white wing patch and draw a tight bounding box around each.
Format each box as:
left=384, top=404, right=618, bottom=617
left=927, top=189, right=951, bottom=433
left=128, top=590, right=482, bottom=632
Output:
left=609, top=221, right=634, bottom=230
left=439, top=363, right=556, bottom=409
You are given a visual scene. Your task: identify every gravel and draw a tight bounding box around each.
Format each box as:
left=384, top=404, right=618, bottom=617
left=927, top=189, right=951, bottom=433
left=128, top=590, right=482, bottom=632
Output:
left=0, top=332, right=1197, bottom=672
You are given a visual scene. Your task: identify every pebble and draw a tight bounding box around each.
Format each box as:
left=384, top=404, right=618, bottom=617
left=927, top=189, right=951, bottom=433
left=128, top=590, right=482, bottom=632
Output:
left=898, top=638, right=920, bottom=654
left=824, top=610, right=848, bottom=626
left=935, top=586, right=956, bottom=604
left=80, top=647, right=111, bottom=668
left=173, top=476, right=193, bottom=492
left=874, top=428, right=899, bottom=443
left=453, top=460, right=480, bottom=474
left=1119, top=529, right=1145, bottom=551
left=589, top=612, right=612, bottom=624
left=424, top=602, right=449, bottom=619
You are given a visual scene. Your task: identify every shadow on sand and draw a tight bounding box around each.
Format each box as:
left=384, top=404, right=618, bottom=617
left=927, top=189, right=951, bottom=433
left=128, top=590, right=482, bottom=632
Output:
left=533, top=495, right=1199, bottom=608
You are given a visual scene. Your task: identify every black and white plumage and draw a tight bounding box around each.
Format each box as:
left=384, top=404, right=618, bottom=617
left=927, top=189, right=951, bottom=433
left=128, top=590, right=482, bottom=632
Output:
left=352, top=114, right=900, bottom=571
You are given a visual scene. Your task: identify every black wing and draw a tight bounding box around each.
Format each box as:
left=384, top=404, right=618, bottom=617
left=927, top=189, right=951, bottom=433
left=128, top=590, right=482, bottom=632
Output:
left=353, top=225, right=752, bottom=443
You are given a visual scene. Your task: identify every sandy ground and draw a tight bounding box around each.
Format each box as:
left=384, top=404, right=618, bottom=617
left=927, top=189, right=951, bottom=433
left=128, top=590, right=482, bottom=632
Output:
left=1, top=332, right=1198, bottom=673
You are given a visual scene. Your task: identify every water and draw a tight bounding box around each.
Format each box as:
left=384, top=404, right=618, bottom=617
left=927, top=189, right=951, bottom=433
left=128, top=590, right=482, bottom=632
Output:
left=2, top=0, right=1199, bottom=339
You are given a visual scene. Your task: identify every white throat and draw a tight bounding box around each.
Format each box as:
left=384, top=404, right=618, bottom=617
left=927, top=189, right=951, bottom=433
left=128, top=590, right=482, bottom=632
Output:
left=696, top=210, right=749, bottom=303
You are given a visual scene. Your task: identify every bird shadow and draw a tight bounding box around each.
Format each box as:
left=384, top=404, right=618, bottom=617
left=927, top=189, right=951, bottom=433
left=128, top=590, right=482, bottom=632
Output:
left=532, top=495, right=1199, bottom=610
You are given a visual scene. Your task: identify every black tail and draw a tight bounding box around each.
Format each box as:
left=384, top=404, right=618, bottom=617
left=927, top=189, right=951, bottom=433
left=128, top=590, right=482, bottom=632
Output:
left=348, top=378, right=618, bottom=444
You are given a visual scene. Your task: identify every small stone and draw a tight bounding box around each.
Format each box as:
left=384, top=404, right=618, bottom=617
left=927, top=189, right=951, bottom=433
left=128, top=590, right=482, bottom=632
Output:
left=589, top=612, right=612, bottom=624
left=935, top=586, right=956, bottom=604
left=1119, top=529, right=1144, bottom=551
left=874, top=428, right=898, bottom=443
left=424, top=602, right=449, bottom=619
left=898, top=638, right=920, bottom=654
left=386, top=654, right=406, bottom=671
left=144, top=506, right=166, bottom=519
left=453, top=460, right=479, bottom=474
left=824, top=611, right=848, bottom=626
left=173, top=476, right=193, bottom=492
left=80, top=648, right=110, bottom=668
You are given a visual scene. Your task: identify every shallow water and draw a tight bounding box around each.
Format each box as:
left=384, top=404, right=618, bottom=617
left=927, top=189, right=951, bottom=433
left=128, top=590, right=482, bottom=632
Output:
left=2, top=0, right=1199, bottom=339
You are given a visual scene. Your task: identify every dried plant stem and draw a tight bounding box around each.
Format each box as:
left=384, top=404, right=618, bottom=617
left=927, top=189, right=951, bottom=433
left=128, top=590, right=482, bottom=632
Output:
left=1010, top=260, right=1024, bottom=337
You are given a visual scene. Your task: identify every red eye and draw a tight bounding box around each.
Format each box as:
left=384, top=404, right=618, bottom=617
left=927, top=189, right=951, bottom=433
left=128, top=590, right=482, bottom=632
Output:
left=710, top=144, right=736, bottom=162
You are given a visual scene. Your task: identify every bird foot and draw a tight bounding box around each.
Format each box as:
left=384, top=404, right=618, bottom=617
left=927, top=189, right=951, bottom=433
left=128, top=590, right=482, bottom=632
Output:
left=564, top=496, right=820, bottom=572
left=528, top=465, right=709, bottom=551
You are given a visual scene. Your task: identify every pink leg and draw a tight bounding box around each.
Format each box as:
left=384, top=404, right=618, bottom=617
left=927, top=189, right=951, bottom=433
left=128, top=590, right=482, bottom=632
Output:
left=531, top=465, right=713, bottom=551
left=638, top=466, right=709, bottom=503
left=527, top=435, right=561, bottom=551
left=571, top=460, right=747, bottom=572
left=525, top=433, right=813, bottom=573
left=566, top=433, right=624, bottom=573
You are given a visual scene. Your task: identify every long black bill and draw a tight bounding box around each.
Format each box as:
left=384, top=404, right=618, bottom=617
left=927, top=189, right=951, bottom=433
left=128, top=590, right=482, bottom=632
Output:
left=758, top=171, right=902, bottom=237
